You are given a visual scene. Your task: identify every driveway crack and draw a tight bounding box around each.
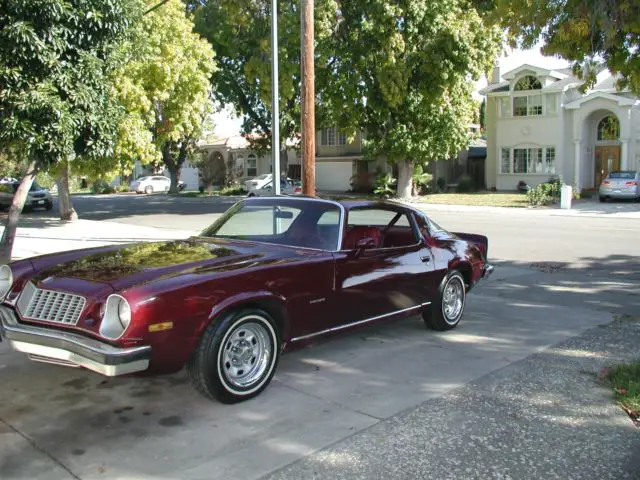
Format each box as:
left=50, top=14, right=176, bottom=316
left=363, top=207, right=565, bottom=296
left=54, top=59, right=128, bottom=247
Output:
left=0, top=417, right=81, bottom=480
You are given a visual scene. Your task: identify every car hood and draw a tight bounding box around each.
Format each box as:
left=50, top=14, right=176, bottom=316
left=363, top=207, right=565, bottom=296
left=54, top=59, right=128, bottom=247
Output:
left=29, top=237, right=310, bottom=294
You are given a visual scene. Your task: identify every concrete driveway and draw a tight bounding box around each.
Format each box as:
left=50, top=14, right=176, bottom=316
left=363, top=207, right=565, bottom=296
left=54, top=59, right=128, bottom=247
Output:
left=1, top=261, right=635, bottom=480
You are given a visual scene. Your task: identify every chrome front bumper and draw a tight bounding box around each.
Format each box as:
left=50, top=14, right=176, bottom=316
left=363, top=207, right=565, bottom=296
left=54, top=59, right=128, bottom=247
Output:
left=0, top=306, right=151, bottom=376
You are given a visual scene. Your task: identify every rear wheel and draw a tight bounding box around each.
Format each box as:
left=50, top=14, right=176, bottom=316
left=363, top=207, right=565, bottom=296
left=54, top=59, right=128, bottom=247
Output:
left=599, top=196, right=606, bottom=203
left=187, top=308, right=280, bottom=403
left=423, top=270, right=466, bottom=331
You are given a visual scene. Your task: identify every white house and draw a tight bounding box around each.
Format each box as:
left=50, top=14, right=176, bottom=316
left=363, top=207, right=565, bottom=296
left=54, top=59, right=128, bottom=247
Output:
left=480, top=63, right=640, bottom=191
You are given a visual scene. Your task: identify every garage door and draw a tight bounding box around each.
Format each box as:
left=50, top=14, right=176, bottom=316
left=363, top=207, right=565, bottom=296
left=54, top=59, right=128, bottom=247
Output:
left=315, top=161, right=353, bottom=192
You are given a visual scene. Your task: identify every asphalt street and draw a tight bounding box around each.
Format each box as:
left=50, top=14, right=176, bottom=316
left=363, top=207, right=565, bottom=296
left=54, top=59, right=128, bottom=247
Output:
left=1, top=193, right=639, bottom=480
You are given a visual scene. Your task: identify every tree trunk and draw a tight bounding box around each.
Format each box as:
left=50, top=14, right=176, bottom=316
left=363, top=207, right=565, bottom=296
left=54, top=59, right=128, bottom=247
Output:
left=280, top=148, right=288, bottom=179
left=56, top=162, right=78, bottom=222
left=0, top=160, right=38, bottom=263
left=396, top=160, right=414, bottom=199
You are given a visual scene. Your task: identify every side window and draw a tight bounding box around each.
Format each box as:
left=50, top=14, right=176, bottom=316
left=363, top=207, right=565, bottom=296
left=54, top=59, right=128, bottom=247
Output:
left=345, top=208, right=418, bottom=249
left=414, top=213, right=430, bottom=239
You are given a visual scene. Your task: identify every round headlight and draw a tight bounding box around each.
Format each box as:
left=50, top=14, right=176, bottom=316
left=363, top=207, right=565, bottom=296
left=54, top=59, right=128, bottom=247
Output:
left=118, top=298, right=131, bottom=329
left=0, top=265, right=13, bottom=300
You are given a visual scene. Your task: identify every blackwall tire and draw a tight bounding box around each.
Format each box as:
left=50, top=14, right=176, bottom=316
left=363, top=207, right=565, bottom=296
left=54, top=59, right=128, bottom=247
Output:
left=187, top=309, right=280, bottom=403
left=423, top=270, right=466, bottom=331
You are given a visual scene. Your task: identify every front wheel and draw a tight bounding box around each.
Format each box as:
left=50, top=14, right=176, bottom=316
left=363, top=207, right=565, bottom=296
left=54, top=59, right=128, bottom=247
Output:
left=187, top=309, right=280, bottom=403
left=423, top=270, right=466, bottom=331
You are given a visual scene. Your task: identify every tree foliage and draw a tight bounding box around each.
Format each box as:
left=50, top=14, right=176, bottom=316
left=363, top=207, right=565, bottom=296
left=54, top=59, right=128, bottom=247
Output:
left=325, top=0, right=502, bottom=197
left=478, top=0, right=640, bottom=93
left=0, top=0, right=135, bottom=168
left=115, top=0, right=215, bottom=192
left=192, top=0, right=338, bottom=164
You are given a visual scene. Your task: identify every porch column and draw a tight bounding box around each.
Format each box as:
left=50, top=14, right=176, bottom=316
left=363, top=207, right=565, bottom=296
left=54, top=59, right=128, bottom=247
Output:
left=621, top=139, right=629, bottom=170
left=573, top=139, right=581, bottom=192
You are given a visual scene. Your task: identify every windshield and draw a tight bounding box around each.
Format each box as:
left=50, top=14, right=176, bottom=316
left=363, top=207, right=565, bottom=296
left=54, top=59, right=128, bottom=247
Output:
left=255, top=174, right=271, bottom=180
left=200, top=198, right=342, bottom=250
left=609, top=171, right=635, bottom=179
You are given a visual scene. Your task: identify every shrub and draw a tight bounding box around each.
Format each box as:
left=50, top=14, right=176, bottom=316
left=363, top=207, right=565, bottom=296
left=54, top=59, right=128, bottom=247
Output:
left=412, top=165, right=433, bottom=195
left=91, top=179, right=116, bottom=194
left=456, top=174, right=475, bottom=193
left=373, top=172, right=397, bottom=198
left=116, top=184, right=129, bottom=193
left=527, top=182, right=554, bottom=206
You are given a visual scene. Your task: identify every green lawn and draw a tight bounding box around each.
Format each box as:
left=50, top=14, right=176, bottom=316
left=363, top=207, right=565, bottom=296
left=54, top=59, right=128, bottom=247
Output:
left=417, top=192, right=529, bottom=208
left=607, top=361, right=640, bottom=423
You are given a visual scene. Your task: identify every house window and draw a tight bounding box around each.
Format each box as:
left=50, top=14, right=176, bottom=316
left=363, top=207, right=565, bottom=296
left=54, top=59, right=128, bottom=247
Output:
left=597, top=115, right=620, bottom=141
left=501, top=146, right=556, bottom=174
left=514, top=75, right=542, bottom=91
left=247, top=154, right=257, bottom=177
left=528, top=95, right=543, bottom=116
left=321, top=127, right=347, bottom=146
left=513, top=95, right=542, bottom=117
left=321, top=128, right=336, bottom=146
left=513, top=97, right=528, bottom=117
left=235, top=155, right=244, bottom=177
left=545, top=148, right=556, bottom=174
left=501, top=148, right=510, bottom=174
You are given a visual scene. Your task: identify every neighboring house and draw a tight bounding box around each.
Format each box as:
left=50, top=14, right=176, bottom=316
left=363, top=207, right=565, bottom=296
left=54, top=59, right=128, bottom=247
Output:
left=307, top=128, right=387, bottom=192
left=198, top=130, right=387, bottom=193
left=480, top=63, right=640, bottom=191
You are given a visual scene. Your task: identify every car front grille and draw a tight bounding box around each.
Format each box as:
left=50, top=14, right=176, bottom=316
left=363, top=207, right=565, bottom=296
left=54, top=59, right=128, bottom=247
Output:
left=16, top=282, right=86, bottom=325
left=31, top=193, right=45, bottom=199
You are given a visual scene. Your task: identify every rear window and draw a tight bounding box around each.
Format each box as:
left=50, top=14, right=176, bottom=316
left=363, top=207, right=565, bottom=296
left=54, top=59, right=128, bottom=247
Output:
left=609, top=172, right=635, bottom=179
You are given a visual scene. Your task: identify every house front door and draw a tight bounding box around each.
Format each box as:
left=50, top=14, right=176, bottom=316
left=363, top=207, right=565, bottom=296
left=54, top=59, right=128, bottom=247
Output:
left=594, top=145, right=621, bottom=187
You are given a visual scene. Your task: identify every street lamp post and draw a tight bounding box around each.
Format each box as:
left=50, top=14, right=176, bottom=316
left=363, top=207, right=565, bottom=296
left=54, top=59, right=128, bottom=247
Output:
left=271, top=0, right=281, bottom=195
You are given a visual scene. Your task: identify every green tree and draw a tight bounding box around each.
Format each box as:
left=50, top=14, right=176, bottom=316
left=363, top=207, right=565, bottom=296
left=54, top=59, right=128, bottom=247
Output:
left=117, top=0, right=215, bottom=193
left=192, top=0, right=337, bottom=174
left=478, top=0, right=640, bottom=93
left=0, top=0, right=136, bottom=262
left=325, top=0, right=502, bottom=197
left=479, top=98, right=486, bottom=133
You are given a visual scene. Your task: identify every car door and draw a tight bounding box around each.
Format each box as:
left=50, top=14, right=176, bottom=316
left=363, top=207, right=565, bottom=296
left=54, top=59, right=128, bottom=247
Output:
left=331, top=207, right=433, bottom=327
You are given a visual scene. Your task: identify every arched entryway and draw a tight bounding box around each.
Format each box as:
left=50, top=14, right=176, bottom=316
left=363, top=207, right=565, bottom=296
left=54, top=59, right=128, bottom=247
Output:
left=593, top=113, right=621, bottom=186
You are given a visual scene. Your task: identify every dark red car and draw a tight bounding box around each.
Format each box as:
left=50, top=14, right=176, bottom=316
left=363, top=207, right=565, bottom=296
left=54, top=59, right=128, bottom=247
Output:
left=0, top=197, right=493, bottom=403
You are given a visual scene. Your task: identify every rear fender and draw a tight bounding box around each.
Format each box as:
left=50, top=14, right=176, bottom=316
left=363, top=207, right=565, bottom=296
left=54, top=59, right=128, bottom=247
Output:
left=452, top=232, right=489, bottom=260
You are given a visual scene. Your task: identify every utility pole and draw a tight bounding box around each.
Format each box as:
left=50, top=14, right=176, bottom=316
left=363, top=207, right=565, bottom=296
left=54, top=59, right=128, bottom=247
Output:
left=300, top=0, right=315, bottom=196
left=271, top=0, right=281, bottom=195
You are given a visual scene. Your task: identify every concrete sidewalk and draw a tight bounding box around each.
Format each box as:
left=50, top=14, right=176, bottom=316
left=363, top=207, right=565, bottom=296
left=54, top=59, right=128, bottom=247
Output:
left=414, top=200, right=640, bottom=219
left=266, top=317, right=640, bottom=480
left=1, top=218, right=196, bottom=261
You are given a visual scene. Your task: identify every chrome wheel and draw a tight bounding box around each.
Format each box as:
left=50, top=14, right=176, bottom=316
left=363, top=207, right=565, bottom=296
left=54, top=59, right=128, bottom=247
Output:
left=220, top=320, right=273, bottom=389
left=442, top=276, right=464, bottom=324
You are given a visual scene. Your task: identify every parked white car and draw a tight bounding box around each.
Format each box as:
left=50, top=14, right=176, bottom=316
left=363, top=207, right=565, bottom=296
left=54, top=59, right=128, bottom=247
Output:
left=247, top=178, right=302, bottom=197
left=129, top=176, right=172, bottom=194
left=244, top=174, right=273, bottom=192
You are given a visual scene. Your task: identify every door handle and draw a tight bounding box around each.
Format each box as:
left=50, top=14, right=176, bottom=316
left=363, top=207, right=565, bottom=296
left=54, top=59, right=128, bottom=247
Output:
left=420, top=255, right=431, bottom=263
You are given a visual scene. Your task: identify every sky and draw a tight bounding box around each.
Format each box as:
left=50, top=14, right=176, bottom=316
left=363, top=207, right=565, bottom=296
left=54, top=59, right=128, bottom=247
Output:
left=211, top=45, right=570, bottom=137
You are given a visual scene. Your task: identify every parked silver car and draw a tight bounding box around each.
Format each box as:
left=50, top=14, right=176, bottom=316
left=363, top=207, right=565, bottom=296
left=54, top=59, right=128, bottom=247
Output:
left=599, top=171, right=640, bottom=202
left=246, top=178, right=302, bottom=197
left=0, top=181, right=53, bottom=211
